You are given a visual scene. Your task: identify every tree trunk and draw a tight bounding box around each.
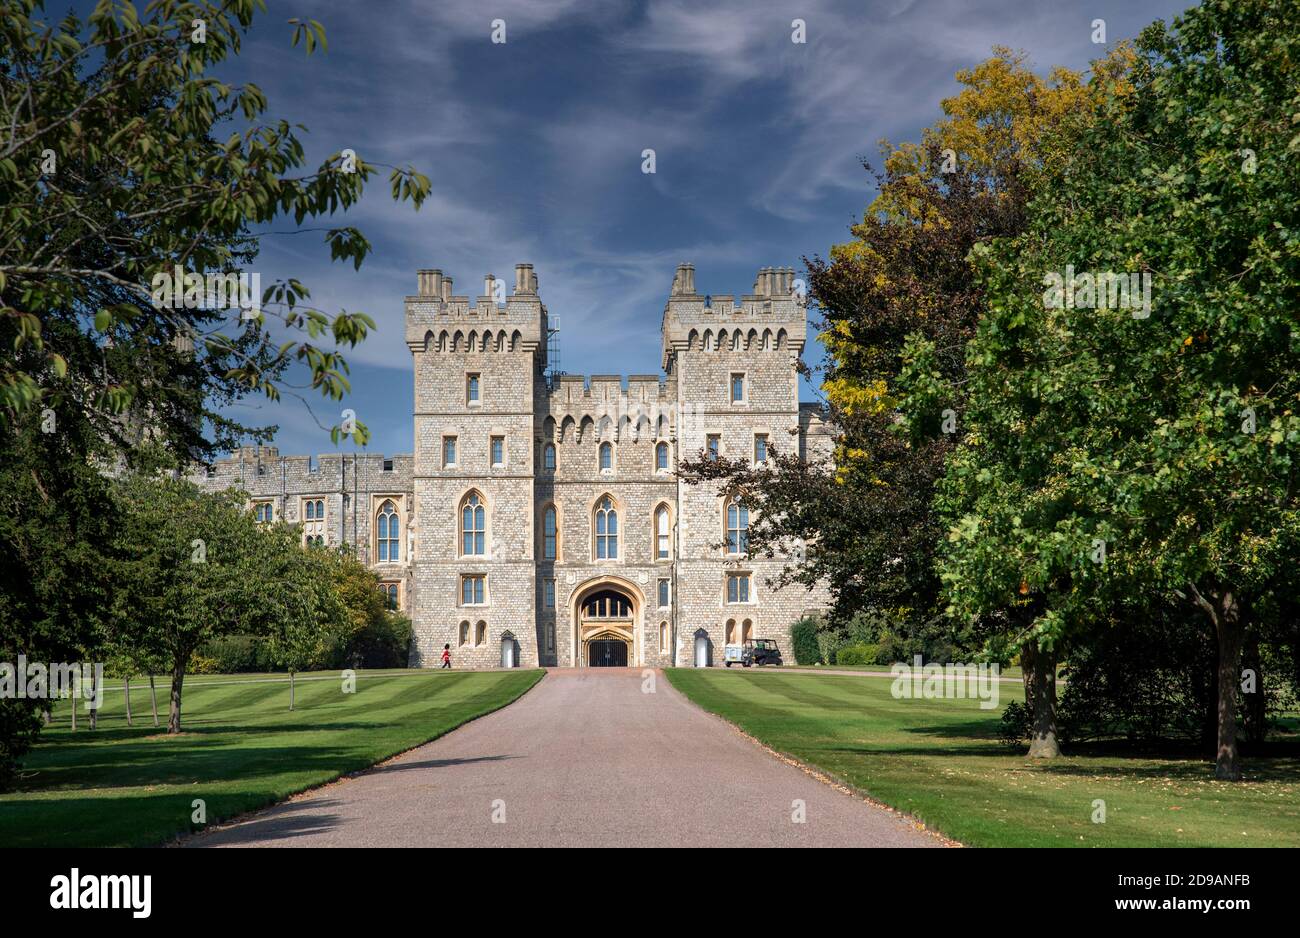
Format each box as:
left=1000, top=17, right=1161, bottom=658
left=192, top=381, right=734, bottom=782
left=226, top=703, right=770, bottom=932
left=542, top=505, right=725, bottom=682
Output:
left=1188, top=582, right=1246, bottom=781
left=124, top=676, right=133, bottom=727
left=1214, top=597, right=1245, bottom=781
left=289, top=671, right=295, bottom=712
left=167, top=657, right=186, bottom=735
left=149, top=674, right=159, bottom=727
left=1022, top=638, right=1061, bottom=758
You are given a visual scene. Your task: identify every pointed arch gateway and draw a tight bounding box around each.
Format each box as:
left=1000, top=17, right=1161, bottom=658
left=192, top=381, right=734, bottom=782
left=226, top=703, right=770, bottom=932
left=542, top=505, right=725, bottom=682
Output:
left=570, top=576, right=645, bottom=667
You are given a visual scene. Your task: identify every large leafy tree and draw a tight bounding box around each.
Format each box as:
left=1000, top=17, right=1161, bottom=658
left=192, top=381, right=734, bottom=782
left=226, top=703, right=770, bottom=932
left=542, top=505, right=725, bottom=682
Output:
left=115, top=475, right=319, bottom=733
left=942, top=0, right=1300, bottom=778
left=1, top=0, right=428, bottom=454
left=680, top=50, right=1122, bottom=647
left=0, top=1, right=427, bottom=776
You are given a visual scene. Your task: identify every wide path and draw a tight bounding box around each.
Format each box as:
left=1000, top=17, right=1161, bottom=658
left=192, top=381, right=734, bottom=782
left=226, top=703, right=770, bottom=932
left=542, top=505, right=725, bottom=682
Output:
left=188, top=668, right=942, bottom=848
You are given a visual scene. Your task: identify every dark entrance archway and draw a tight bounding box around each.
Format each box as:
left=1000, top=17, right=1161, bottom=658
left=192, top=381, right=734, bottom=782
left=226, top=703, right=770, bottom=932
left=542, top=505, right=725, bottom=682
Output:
left=575, top=582, right=639, bottom=667
left=588, top=639, right=628, bottom=668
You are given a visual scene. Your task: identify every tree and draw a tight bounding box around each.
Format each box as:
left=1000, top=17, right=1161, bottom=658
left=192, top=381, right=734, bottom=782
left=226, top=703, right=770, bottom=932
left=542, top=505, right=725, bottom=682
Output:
left=115, top=476, right=300, bottom=733
left=0, top=0, right=427, bottom=770
left=942, top=0, right=1300, bottom=777
left=1, top=0, right=429, bottom=455
left=262, top=544, right=351, bottom=710
left=0, top=405, right=118, bottom=780
left=680, top=51, right=1126, bottom=723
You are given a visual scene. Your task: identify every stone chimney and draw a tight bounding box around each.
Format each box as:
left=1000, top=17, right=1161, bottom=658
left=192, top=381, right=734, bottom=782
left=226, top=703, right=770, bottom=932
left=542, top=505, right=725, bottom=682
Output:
left=514, top=263, right=537, bottom=295
left=417, top=268, right=443, bottom=296
left=441, top=275, right=453, bottom=301
left=672, top=263, right=696, bottom=296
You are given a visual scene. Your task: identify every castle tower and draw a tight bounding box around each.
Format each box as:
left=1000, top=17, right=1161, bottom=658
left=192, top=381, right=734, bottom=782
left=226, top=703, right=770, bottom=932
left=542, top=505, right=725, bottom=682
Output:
left=405, top=265, right=547, bottom=666
left=661, top=263, right=810, bottom=662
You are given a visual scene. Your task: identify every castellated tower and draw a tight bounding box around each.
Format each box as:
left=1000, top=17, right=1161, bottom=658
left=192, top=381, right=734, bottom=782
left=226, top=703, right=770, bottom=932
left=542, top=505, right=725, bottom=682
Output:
left=661, top=264, right=821, bottom=664
left=405, top=265, right=546, bottom=667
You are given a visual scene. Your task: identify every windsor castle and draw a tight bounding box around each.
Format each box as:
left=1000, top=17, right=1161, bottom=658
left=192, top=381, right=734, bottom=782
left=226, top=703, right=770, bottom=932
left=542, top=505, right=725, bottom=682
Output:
left=193, top=263, right=831, bottom=668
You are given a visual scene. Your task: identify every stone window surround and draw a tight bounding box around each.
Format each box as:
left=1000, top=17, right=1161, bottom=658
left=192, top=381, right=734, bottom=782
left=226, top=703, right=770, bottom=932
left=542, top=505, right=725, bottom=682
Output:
left=539, top=501, right=561, bottom=561
left=652, top=501, right=673, bottom=562
left=458, top=488, right=490, bottom=558
left=724, top=570, right=754, bottom=605
left=459, top=573, right=488, bottom=606
left=729, top=370, right=748, bottom=405
left=592, top=492, right=622, bottom=562
left=372, top=494, right=406, bottom=565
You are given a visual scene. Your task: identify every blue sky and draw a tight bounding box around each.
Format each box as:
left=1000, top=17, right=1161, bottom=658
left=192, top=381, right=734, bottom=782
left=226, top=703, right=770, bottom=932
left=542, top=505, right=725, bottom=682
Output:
left=199, top=0, right=1191, bottom=457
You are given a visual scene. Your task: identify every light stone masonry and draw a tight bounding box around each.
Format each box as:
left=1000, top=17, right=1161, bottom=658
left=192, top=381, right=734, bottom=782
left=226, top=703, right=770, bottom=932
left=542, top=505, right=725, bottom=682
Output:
left=194, top=263, right=831, bottom=668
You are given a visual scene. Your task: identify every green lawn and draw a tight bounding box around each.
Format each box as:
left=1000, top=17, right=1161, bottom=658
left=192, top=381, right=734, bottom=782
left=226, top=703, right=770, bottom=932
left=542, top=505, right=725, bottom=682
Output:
left=1, top=668, right=543, bottom=847
left=665, top=668, right=1300, bottom=847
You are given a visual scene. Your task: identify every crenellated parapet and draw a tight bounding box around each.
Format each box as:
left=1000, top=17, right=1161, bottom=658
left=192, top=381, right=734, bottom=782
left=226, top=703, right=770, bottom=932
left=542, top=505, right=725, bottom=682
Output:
left=661, top=263, right=807, bottom=370
left=406, top=264, right=547, bottom=361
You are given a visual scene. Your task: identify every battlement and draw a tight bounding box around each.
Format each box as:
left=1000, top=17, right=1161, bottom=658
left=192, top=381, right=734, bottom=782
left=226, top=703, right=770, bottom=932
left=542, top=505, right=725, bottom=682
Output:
left=661, top=263, right=807, bottom=369
left=544, top=373, right=673, bottom=408
left=406, top=263, right=546, bottom=354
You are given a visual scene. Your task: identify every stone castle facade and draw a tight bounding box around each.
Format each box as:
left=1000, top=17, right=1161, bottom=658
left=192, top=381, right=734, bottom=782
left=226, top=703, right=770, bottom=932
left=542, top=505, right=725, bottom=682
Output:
left=194, top=263, right=830, bottom=668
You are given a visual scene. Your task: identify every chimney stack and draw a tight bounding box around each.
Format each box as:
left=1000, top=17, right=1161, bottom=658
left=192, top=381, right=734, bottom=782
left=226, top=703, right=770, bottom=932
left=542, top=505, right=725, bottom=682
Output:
left=417, top=268, right=443, bottom=296
left=441, top=275, right=453, bottom=301
left=514, top=263, right=537, bottom=295
left=673, top=263, right=696, bottom=296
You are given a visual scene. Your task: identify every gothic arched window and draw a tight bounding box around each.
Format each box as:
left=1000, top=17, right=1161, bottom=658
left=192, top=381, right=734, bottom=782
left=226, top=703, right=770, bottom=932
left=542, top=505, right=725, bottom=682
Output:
left=599, top=442, right=613, bottom=471
left=377, top=500, right=400, bottom=562
left=655, top=504, right=671, bottom=560
left=461, top=491, right=486, bottom=556
left=726, top=498, right=749, bottom=555
left=656, top=441, right=669, bottom=471
left=542, top=504, right=558, bottom=560
left=594, top=496, right=618, bottom=560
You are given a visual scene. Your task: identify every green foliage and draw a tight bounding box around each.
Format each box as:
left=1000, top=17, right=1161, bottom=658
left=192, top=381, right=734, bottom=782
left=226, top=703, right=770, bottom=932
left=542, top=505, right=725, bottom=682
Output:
left=938, top=0, right=1300, bottom=776
left=196, top=634, right=270, bottom=674
left=345, top=613, right=413, bottom=670
left=834, top=643, right=878, bottom=666
left=998, top=701, right=1031, bottom=749
left=0, top=0, right=430, bottom=455
left=789, top=616, right=822, bottom=665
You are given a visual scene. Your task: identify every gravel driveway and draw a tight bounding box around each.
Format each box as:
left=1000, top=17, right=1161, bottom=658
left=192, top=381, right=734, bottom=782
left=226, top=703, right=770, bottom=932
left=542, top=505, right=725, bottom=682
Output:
left=187, top=668, right=943, bottom=848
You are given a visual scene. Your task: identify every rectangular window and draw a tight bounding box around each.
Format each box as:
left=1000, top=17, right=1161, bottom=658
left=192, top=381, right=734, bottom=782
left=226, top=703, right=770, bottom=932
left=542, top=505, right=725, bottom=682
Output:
left=658, top=578, right=670, bottom=608
left=544, top=578, right=556, bottom=610
left=706, top=434, right=720, bottom=460
left=726, top=573, right=751, bottom=604
left=383, top=458, right=394, bottom=472
left=443, top=436, right=457, bottom=467
left=460, top=575, right=486, bottom=605
left=546, top=623, right=556, bottom=654
left=754, top=434, right=768, bottom=465
left=491, top=435, right=505, bottom=466
left=730, top=373, right=745, bottom=403
left=466, top=373, right=480, bottom=404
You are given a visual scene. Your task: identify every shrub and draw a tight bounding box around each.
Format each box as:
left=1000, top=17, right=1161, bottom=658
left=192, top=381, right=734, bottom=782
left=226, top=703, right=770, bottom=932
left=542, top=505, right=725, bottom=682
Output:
left=835, top=643, right=878, bottom=666
left=345, top=613, right=413, bottom=669
left=1000, top=700, right=1031, bottom=748
left=198, top=634, right=263, bottom=673
left=789, top=616, right=822, bottom=665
